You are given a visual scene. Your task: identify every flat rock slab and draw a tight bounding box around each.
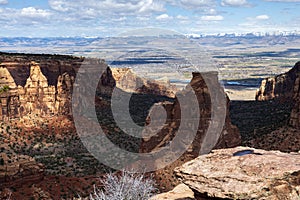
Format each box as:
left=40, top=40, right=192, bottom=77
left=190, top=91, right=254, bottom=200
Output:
left=150, top=184, right=195, bottom=200
left=175, top=146, right=300, bottom=200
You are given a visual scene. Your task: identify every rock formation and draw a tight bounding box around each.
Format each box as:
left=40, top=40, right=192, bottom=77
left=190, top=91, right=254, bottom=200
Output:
left=175, top=146, right=300, bottom=200
left=140, top=72, right=241, bottom=191
left=0, top=56, right=114, bottom=120
left=111, top=68, right=177, bottom=98
left=247, top=61, right=300, bottom=152
left=290, top=71, right=300, bottom=128
left=0, top=53, right=179, bottom=120
left=256, top=61, right=300, bottom=101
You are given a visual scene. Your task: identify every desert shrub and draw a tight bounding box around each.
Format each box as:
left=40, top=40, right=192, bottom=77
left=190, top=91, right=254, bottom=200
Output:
left=90, top=170, right=156, bottom=200
left=0, top=85, right=10, bottom=93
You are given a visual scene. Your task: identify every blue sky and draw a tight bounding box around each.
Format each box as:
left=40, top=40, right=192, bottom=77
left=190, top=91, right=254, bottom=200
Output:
left=0, top=0, right=299, bottom=37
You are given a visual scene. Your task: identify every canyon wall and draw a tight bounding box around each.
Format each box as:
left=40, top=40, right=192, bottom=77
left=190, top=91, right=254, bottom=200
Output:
left=256, top=61, right=300, bottom=101
left=0, top=57, right=113, bottom=120
left=290, top=71, right=300, bottom=128
left=255, top=61, right=300, bottom=129
left=0, top=53, right=178, bottom=120
left=248, top=61, right=300, bottom=152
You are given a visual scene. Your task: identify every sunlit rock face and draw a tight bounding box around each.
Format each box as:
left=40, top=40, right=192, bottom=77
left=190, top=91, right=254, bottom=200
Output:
left=111, top=67, right=177, bottom=98
left=0, top=57, right=114, bottom=120
left=175, top=146, right=300, bottom=200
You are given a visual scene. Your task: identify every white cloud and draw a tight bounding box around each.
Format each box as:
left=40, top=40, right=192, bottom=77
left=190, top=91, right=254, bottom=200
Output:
left=176, top=15, right=189, bottom=20
left=179, top=0, right=215, bottom=9
left=48, top=0, right=165, bottom=16
left=207, top=8, right=217, bottom=15
left=156, top=14, right=173, bottom=20
left=180, top=0, right=214, bottom=7
left=255, top=15, right=270, bottom=20
left=48, top=0, right=70, bottom=12
left=0, top=7, right=54, bottom=30
left=0, top=0, right=8, bottom=5
left=221, top=0, right=250, bottom=7
left=201, top=15, right=224, bottom=21
left=20, top=7, right=52, bottom=18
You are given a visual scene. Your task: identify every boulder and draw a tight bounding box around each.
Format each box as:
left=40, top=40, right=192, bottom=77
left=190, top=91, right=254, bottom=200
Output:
left=150, top=184, right=195, bottom=200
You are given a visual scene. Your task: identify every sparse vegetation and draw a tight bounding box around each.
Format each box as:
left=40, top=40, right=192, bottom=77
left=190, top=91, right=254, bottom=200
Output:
left=0, top=85, right=10, bottom=93
left=89, top=170, right=156, bottom=200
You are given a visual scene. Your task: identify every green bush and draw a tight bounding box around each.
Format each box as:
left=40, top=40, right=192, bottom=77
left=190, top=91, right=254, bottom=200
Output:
left=0, top=85, right=10, bottom=93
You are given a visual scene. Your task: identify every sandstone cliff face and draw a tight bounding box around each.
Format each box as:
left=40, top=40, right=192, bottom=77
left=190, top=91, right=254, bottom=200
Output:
left=256, top=61, right=300, bottom=101
left=140, top=72, right=241, bottom=191
left=175, top=147, right=300, bottom=200
left=111, top=68, right=177, bottom=98
left=0, top=57, right=114, bottom=120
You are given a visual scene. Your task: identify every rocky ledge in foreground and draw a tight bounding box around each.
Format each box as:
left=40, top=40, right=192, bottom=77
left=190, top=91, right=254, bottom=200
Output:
left=174, top=147, right=300, bottom=200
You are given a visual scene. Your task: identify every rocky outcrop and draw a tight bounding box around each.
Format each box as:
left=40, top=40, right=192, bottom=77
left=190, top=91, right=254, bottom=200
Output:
left=111, top=68, right=177, bottom=98
left=256, top=61, right=300, bottom=101
left=140, top=72, right=241, bottom=191
left=0, top=57, right=114, bottom=120
left=175, top=146, right=300, bottom=200
left=290, top=71, right=300, bottom=128
left=0, top=67, right=17, bottom=88
left=0, top=144, right=44, bottom=189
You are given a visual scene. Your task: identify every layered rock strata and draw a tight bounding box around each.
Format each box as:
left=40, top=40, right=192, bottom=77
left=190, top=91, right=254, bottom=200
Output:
left=0, top=59, right=113, bottom=120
